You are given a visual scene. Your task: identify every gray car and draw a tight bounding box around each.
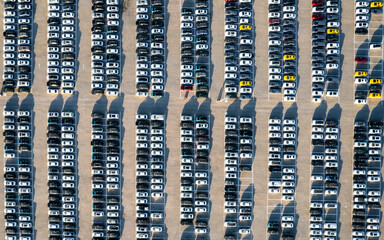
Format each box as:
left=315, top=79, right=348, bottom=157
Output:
left=312, top=33, right=326, bottom=40
left=313, top=40, right=326, bottom=47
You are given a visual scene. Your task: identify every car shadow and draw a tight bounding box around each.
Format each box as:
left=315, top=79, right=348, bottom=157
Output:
left=267, top=203, right=282, bottom=240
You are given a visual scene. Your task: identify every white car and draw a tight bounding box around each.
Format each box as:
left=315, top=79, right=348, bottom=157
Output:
left=269, top=68, right=281, bottom=74
left=240, top=39, right=253, bottom=45
left=239, top=11, right=252, bottom=17
left=356, top=15, right=369, bottom=21
left=269, top=40, right=281, bottom=46
left=327, top=7, right=339, bottom=13
left=356, top=8, right=369, bottom=14
left=283, top=13, right=296, bottom=19
left=356, top=22, right=369, bottom=28
left=356, top=1, right=369, bottom=7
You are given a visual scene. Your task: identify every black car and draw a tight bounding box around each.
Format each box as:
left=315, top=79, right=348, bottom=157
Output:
left=355, top=28, right=368, bottom=35
left=269, top=4, right=281, bottom=12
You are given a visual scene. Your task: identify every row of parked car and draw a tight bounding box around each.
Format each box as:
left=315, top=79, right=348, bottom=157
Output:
left=268, top=0, right=297, bottom=101
left=91, top=0, right=121, bottom=96
left=351, top=121, right=382, bottom=239
left=223, top=115, right=254, bottom=240
left=355, top=0, right=383, bottom=35
left=179, top=115, right=210, bottom=234
left=3, top=109, right=34, bottom=240
left=224, top=0, right=254, bottom=100
left=91, top=112, right=122, bottom=240
left=135, top=113, right=166, bottom=239
left=267, top=117, right=296, bottom=239
left=309, top=119, right=339, bottom=240
left=311, top=0, right=341, bottom=102
left=46, top=0, right=77, bottom=94
left=135, top=0, right=166, bottom=98
left=267, top=118, right=297, bottom=200
left=46, top=111, right=77, bottom=240
left=180, top=1, right=211, bottom=98
left=354, top=1, right=383, bottom=103
left=2, top=0, right=34, bottom=93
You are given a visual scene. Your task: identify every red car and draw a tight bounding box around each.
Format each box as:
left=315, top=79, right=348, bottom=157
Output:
left=355, top=57, right=368, bottom=63
left=181, top=85, right=193, bottom=91
left=312, top=0, right=324, bottom=6
left=225, top=0, right=237, bottom=2
left=312, top=13, right=324, bottom=20
left=269, top=18, right=281, bottom=25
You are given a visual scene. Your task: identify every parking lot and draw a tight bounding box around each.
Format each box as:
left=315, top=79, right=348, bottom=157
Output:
left=0, top=0, right=383, bottom=239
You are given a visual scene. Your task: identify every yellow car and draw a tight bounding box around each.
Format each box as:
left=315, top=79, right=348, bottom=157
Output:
left=283, top=54, right=296, bottom=61
left=327, top=28, right=339, bottom=34
left=370, top=78, right=383, bottom=84
left=284, top=75, right=296, bottom=81
left=355, top=71, right=368, bottom=77
left=369, top=92, right=382, bottom=98
left=240, top=81, right=252, bottom=87
left=239, top=25, right=252, bottom=31
left=371, top=2, right=383, bottom=8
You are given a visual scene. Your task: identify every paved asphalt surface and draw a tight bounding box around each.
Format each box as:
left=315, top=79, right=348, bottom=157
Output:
left=0, top=0, right=383, bottom=240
